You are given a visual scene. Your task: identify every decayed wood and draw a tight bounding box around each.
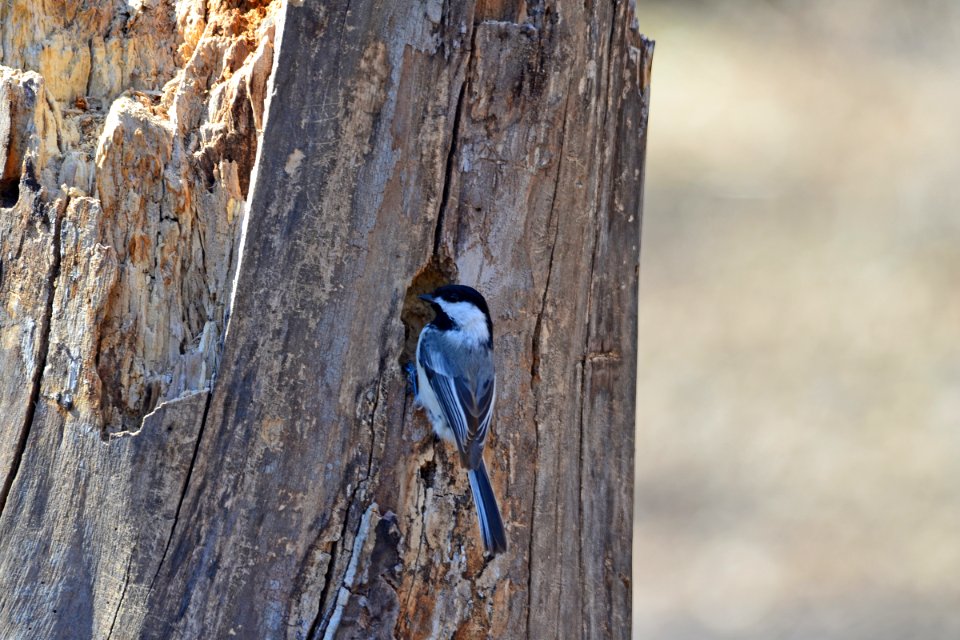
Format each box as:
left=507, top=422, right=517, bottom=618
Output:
left=0, top=68, right=63, bottom=517
left=0, top=0, right=281, bottom=636
left=0, top=1, right=651, bottom=638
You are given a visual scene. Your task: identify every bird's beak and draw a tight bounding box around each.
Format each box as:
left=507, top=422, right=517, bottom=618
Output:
left=418, top=294, right=435, bottom=303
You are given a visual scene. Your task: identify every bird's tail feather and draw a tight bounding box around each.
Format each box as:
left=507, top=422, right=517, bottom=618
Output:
left=468, top=462, right=508, bottom=555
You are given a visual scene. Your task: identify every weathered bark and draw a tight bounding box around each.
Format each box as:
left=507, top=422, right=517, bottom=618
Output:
left=0, top=1, right=651, bottom=638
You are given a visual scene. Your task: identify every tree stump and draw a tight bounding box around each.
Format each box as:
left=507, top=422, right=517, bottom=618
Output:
left=0, top=1, right=652, bottom=637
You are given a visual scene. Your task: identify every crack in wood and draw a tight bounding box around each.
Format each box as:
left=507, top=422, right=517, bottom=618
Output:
left=572, top=3, right=623, bottom=634
left=0, top=191, right=62, bottom=518
left=432, top=82, right=465, bottom=258
left=529, top=90, right=571, bottom=387
left=308, top=485, right=365, bottom=639
left=526, top=86, right=572, bottom=640
left=318, top=503, right=378, bottom=640
left=105, top=553, right=134, bottom=640
left=308, top=307, right=391, bottom=639
left=585, top=350, right=621, bottom=362
left=149, top=389, right=214, bottom=591
left=432, top=25, right=476, bottom=258
left=400, top=444, right=433, bottom=631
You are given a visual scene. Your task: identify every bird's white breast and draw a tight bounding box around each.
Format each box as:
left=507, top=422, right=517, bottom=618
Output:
left=435, top=300, right=490, bottom=345
left=415, top=331, right=457, bottom=442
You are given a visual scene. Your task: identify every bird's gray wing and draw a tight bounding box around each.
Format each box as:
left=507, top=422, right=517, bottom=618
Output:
left=418, top=331, right=495, bottom=468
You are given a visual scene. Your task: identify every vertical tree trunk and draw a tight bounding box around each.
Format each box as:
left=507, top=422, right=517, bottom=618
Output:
left=0, top=1, right=652, bottom=638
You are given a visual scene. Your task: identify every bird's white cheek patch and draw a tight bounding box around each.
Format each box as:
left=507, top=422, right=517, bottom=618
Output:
left=436, top=300, right=489, bottom=343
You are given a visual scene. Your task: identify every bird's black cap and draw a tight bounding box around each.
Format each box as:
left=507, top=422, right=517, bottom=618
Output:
left=423, top=284, right=490, bottom=318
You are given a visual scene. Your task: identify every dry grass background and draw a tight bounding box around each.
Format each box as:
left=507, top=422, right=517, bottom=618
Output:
left=634, top=1, right=960, bottom=637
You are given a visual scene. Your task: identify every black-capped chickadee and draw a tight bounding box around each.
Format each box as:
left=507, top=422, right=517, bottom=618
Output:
left=415, top=284, right=508, bottom=555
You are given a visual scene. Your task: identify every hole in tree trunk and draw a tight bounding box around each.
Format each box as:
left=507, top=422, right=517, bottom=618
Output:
left=399, top=254, right=458, bottom=367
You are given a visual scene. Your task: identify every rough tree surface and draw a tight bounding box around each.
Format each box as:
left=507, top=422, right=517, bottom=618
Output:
left=0, top=1, right=652, bottom=638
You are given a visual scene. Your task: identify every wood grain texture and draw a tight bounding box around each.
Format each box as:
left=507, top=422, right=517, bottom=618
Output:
left=0, top=1, right=279, bottom=637
left=0, top=1, right=652, bottom=638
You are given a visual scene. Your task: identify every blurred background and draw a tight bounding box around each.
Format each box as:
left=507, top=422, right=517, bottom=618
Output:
left=633, top=1, right=960, bottom=638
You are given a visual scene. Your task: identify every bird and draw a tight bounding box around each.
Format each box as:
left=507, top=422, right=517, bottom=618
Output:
left=414, top=284, right=508, bottom=555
